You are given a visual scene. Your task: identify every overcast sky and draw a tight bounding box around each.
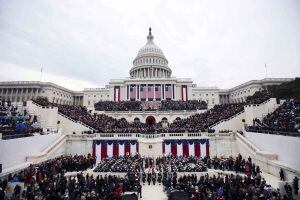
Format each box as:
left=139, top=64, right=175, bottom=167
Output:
left=0, top=0, right=299, bottom=90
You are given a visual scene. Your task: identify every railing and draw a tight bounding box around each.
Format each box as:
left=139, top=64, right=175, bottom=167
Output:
left=245, top=128, right=300, bottom=137
left=31, top=101, right=56, bottom=109
left=31, top=101, right=96, bottom=131
left=93, top=132, right=233, bottom=139
left=209, top=110, right=245, bottom=128
left=244, top=98, right=275, bottom=108
left=57, top=112, right=96, bottom=131
left=235, top=131, right=260, bottom=153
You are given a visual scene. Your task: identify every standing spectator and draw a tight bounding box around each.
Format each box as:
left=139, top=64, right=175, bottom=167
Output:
left=137, top=183, right=142, bottom=198
left=280, top=168, right=285, bottom=181
left=284, top=182, right=293, bottom=199
left=293, top=176, right=299, bottom=195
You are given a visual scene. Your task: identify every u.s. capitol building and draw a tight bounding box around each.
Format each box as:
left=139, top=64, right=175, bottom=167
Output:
left=0, top=28, right=293, bottom=109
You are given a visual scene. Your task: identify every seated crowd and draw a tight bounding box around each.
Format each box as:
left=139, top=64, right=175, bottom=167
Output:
left=94, top=100, right=208, bottom=111
left=160, top=100, right=207, bottom=111
left=247, top=99, right=300, bottom=134
left=33, top=91, right=273, bottom=134
left=166, top=103, right=244, bottom=133
left=33, top=97, right=245, bottom=134
left=0, top=101, right=42, bottom=139
left=94, top=101, right=142, bottom=111
left=94, top=155, right=144, bottom=173
left=245, top=90, right=272, bottom=105
left=93, top=154, right=258, bottom=175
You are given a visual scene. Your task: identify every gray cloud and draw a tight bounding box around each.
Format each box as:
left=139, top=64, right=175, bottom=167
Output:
left=0, top=0, right=299, bottom=90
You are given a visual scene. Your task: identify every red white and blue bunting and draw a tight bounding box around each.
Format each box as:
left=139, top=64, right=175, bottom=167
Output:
left=162, top=139, right=209, bottom=157
left=92, top=140, right=138, bottom=162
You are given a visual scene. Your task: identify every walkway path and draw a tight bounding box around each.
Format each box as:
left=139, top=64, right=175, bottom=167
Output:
left=141, top=183, right=167, bottom=200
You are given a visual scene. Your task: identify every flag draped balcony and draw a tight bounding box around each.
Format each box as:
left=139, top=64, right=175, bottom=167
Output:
left=92, top=140, right=138, bottom=162
left=162, top=139, right=209, bottom=158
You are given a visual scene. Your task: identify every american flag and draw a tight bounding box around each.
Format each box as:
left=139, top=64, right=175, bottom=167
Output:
left=165, top=84, right=172, bottom=99
left=140, top=84, right=146, bottom=99
left=155, top=84, right=161, bottom=100
left=148, top=84, right=154, bottom=99
left=130, top=85, right=136, bottom=100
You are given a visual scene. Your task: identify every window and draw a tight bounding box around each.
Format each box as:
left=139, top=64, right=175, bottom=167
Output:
left=206, top=94, right=208, bottom=96
left=88, top=100, right=90, bottom=105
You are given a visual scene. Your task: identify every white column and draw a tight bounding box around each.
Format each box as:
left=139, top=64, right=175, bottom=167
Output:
left=161, top=84, right=163, bottom=100
left=154, top=84, right=156, bottom=101
left=173, top=85, right=176, bottom=100
left=146, top=84, right=148, bottom=101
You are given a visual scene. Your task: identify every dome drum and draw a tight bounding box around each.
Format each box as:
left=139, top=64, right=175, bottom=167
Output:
left=130, top=28, right=172, bottom=79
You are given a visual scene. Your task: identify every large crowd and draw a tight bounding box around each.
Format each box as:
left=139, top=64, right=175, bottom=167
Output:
left=33, top=97, right=245, bottom=134
left=94, top=101, right=142, bottom=111
left=166, top=103, right=245, bottom=133
left=1, top=153, right=298, bottom=199
left=94, top=100, right=208, bottom=111
left=0, top=155, right=97, bottom=199
left=93, top=154, right=259, bottom=175
left=0, top=101, right=42, bottom=139
left=245, top=90, right=272, bottom=105
left=247, top=99, right=300, bottom=134
left=91, top=154, right=299, bottom=199
left=160, top=100, right=207, bottom=111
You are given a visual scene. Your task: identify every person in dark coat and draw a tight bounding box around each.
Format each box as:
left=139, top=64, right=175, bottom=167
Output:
left=158, top=172, right=162, bottom=185
left=152, top=172, right=156, bottom=185
left=293, top=176, right=299, bottom=195
left=142, top=172, right=146, bottom=185
left=147, top=173, right=151, bottom=185
left=137, top=183, right=142, bottom=198
left=279, top=168, right=285, bottom=181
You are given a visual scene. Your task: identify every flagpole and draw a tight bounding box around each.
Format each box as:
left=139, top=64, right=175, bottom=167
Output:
left=40, top=67, right=43, bottom=82
left=265, top=63, right=267, bottom=78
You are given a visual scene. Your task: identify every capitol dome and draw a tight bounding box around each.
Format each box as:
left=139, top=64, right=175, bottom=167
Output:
left=130, top=28, right=172, bottom=79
